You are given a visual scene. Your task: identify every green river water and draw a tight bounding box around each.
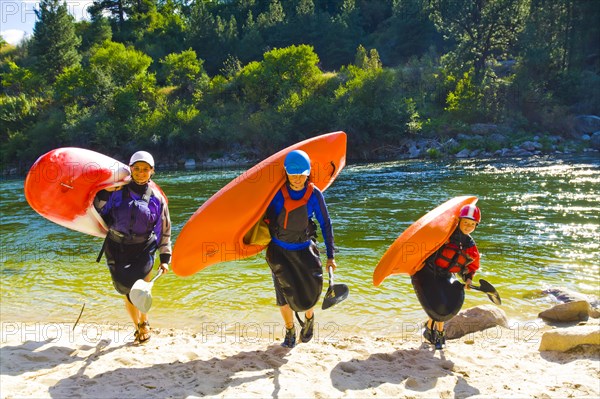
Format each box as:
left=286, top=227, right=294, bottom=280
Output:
left=1, top=155, right=598, bottom=341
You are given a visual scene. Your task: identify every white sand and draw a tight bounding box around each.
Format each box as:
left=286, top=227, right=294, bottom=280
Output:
left=1, top=319, right=599, bottom=398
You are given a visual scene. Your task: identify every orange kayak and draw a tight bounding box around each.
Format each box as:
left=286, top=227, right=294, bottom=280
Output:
left=373, top=195, right=478, bottom=286
left=24, top=147, right=165, bottom=238
left=172, top=131, right=347, bottom=277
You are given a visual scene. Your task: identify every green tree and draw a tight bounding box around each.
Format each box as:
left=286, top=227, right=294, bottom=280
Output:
left=444, top=69, right=482, bottom=120
left=133, top=0, right=187, bottom=65
left=296, top=0, right=315, bottom=16
left=161, top=49, right=209, bottom=96
left=0, top=61, right=41, bottom=96
left=90, top=40, right=152, bottom=87
left=49, top=40, right=158, bottom=151
left=335, top=64, right=421, bottom=145
left=370, top=0, right=441, bottom=65
left=30, top=0, right=81, bottom=83
left=516, top=0, right=600, bottom=125
left=53, top=65, right=106, bottom=107
left=354, top=45, right=382, bottom=70
left=186, top=1, right=236, bottom=74
left=220, top=55, right=243, bottom=78
left=520, top=0, right=600, bottom=79
left=0, top=94, right=52, bottom=165
left=89, top=0, right=158, bottom=42
left=89, top=0, right=128, bottom=28
left=355, top=44, right=368, bottom=68
left=367, top=49, right=382, bottom=70
left=237, top=44, right=321, bottom=107
left=257, top=0, right=286, bottom=28
left=238, top=10, right=265, bottom=64
left=430, top=0, right=529, bottom=83
left=79, top=8, right=112, bottom=52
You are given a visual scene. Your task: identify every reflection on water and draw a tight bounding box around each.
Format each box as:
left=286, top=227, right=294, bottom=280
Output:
left=1, top=155, right=598, bottom=337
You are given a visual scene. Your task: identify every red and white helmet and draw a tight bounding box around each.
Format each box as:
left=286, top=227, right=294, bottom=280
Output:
left=459, top=204, right=481, bottom=223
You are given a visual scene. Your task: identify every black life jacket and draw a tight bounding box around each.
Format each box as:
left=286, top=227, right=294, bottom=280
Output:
left=270, top=183, right=315, bottom=243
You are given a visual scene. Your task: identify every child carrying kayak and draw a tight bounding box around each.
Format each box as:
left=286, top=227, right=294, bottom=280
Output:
left=265, top=150, right=337, bottom=348
left=411, top=204, right=482, bottom=349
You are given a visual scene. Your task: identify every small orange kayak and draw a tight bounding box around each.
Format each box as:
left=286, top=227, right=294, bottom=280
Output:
left=24, top=147, right=165, bottom=238
left=373, top=195, right=478, bottom=286
left=172, top=131, right=347, bottom=277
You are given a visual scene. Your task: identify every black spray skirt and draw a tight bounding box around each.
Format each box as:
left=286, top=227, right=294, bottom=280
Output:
left=104, top=238, right=157, bottom=295
left=266, top=241, right=323, bottom=312
left=411, top=262, right=465, bottom=322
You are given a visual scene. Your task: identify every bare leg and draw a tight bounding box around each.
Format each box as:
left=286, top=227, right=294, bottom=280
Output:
left=126, top=270, right=152, bottom=342
left=125, top=298, right=141, bottom=329
left=279, top=304, right=294, bottom=329
left=305, top=308, right=314, bottom=319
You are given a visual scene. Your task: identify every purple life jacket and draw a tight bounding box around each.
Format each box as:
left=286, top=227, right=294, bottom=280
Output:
left=108, top=185, right=158, bottom=238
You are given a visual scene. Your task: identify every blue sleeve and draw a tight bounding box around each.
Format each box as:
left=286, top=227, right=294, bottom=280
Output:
left=266, top=190, right=284, bottom=221
left=309, top=188, right=335, bottom=259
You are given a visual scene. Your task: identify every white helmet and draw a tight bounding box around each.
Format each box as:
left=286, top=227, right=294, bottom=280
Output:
left=129, top=151, right=155, bottom=168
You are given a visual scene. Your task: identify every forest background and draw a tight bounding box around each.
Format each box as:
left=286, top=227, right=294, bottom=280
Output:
left=1, top=0, right=599, bottom=171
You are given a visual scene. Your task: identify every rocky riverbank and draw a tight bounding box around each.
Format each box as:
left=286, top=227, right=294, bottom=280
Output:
left=370, top=117, right=600, bottom=161
left=169, top=116, right=600, bottom=168
left=3, top=116, right=600, bottom=177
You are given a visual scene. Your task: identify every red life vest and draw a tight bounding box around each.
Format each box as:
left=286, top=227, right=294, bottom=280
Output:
left=433, top=242, right=473, bottom=273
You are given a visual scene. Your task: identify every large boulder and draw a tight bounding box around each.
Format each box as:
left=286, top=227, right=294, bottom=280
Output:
left=470, top=123, right=499, bottom=135
left=184, top=159, right=196, bottom=170
left=445, top=305, right=509, bottom=339
left=408, top=144, right=421, bottom=158
left=539, top=301, right=596, bottom=322
left=489, top=133, right=509, bottom=146
left=444, top=138, right=459, bottom=148
left=590, top=131, right=600, bottom=150
left=455, top=148, right=471, bottom=158
left=539, top=324, right=600, bottom=352
left=574, top=115, right=600, bottom=134
left=540, top=288, right=600, bottom=321
left=520, top=140, right=543, bottom=152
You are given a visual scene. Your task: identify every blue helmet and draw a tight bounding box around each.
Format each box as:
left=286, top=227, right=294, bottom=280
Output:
left=284, top=150, right=311, bottom=175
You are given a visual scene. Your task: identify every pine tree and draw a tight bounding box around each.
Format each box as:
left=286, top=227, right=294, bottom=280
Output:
left=31, top=0, right=81, bottom=83
left=430, top=0, right=529, bottom=83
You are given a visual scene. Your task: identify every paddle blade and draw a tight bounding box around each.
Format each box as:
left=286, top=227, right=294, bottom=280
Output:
left=479, top=279, right=502, bottom=305
left=130, top=280, right=153, bottom=313
left=322, top=283, right=349, bottom=310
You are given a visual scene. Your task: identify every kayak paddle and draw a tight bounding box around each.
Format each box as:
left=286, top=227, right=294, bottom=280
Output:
left=130, top=269, right=164, bottom=313
left=468, top=278, right=501, bottom=305
left=322, top=266, right=349, bottom=310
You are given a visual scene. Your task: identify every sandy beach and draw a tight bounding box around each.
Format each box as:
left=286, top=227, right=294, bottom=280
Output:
left=1, top=317, right=598, bottom=398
